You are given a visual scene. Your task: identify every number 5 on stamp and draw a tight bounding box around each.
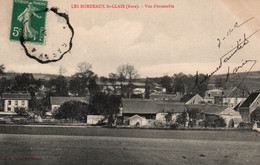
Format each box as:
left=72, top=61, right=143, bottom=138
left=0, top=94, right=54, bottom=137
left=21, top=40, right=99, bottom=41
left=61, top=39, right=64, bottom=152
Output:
left=10, top=0, right=48, bottom=44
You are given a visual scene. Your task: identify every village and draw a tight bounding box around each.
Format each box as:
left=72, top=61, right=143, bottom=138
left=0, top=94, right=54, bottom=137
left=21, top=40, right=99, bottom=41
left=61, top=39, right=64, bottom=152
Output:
left=0, top=63, right=259, bottom=130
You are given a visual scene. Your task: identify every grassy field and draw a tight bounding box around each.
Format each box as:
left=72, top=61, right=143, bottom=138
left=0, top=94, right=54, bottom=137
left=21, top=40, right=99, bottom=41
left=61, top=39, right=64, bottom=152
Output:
left=0, top=133, right=259, bottom=165
left=0, top=126, right=259, bottom=164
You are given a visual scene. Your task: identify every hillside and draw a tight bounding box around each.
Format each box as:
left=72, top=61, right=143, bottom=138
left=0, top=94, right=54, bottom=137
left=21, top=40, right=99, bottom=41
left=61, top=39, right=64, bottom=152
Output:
left=210, top=71, right=260, bottom=92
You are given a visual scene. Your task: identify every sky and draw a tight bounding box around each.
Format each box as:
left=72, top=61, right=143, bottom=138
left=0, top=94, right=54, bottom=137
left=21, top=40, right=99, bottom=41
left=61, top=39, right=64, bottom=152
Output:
left=1, top=0, right=260, bottom=78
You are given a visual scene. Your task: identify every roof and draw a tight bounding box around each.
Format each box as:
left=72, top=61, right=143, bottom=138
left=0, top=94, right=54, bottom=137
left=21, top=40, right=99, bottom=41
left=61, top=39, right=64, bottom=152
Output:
left=157, top=103, right=186, bottom=113
left=223, top=87, right=248, bottom=98
left=201, top=105, right=230, bottom=115
left=180, top=94, right=196, bottom=102
left=2, top=93, right=31, bottom=100
left=50, top=96, right=89, bottom=105
left=129, top=114, right=146, bottom=120
left=240, top=92, right=260, bottom=108
left=149, top=94, right=180, bottom=101
left=122, top=98, right=185, bottom=114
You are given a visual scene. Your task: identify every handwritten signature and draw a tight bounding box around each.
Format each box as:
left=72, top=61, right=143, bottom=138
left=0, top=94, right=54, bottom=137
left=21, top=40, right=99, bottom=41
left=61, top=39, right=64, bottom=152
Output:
left=217, top=17, right=254, bottom=48
left=198, top=29, right=259, bottom=86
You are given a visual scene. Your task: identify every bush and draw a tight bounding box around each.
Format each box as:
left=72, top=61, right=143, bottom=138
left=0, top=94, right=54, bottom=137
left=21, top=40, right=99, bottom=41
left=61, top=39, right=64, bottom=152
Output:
left=198, top=120, right=209, bottom=127
left=153, top=120, right=167, bottom=128
left=176, top=112, right=187, bottom=126
left=53, top=101, right=89, bottom=122
left=215, top=118, right=226, bottom=127
left=14, top=107, right=29, bottom=116
left=170, top=123, right=179, bottom=129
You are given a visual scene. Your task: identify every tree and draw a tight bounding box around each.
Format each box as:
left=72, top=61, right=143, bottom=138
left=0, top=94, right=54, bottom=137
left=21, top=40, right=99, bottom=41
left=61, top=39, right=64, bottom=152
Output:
left=117, top=63, right=138, bottom=97
left=49, top=76, right=68, bottom=96
left=77, top=62, right=92, bottom=73
left=12, top=73, right=40, bottom=94
left=176, top=111, right=187, bottom=127
left=89, top=92, right=121, bottom=125
left=144, top=77, right=151, bottom=99
left=69, top=62, right=98, bottom=96
left=88, top=78, right=100, bottom=96
left=0, top=64, right=5, bottom=77
left=214, top=117, right=226, bottom=127
left=108, top=73, right=118, bottom=95
left=29, top=96, right=50, bottom=117
left=54, top=101, right=89, bottom=122
left=160, top=75, right=173, bottom=94
left=186, top=108, right=201, bottom=127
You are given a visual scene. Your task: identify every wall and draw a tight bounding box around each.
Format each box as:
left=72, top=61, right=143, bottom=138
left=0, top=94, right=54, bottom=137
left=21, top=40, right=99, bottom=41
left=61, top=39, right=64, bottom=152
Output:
left=4, top=99, right=29, bottom=112
left=87, top=115, right=106, bottom=125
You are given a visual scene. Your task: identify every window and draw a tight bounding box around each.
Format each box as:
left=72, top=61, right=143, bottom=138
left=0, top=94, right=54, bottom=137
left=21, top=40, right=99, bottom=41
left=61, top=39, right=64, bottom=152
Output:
left=15, top=100, right=18, bottom=106
left=7, top=107, right=11, bottom=111
left=8, top=100, right=11, bottom=105
left=21, top=100, right=25, bottom=106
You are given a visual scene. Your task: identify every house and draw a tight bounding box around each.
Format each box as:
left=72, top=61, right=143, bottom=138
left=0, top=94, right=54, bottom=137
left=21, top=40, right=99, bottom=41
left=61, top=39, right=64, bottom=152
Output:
left=238, top=92, right=260, bottom=123
left=122, top=98, right=186, bottom=124
left=180, top=94, right=204, bottom=104
left=222, top=87, right=248, bottom=108
left=129, top=115, right=148, bottom=126
left=204, top=89, right=224, bottom=104
left=1, top=93, right=31, bottom=114
left=202, top=106, right=242, bottom=128
left=50, top=96, right=89, bottom=112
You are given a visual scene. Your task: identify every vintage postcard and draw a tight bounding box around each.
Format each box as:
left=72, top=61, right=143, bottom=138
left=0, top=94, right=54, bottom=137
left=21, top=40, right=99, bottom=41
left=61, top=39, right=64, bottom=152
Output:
left=0, top=0, right=259, bottom=164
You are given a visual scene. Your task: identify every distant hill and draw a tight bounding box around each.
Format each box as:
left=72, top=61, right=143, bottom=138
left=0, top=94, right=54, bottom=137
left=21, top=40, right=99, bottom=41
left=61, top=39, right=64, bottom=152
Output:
left=2, top=72, right=62, bottom=80
left=2, top=71, right=260, bottom=92
left=209, top=71, right=260, bottom=92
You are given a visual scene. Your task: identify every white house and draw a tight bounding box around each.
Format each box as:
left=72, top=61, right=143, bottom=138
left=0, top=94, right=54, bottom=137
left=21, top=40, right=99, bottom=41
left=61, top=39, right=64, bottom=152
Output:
left=222, top=87, right=248, bottom=108
left=129, top=115, right=148, bottom=126
left=204, top=89, right=224, bottom=104
left=1, top=93, right=31, bottom=114
left=180, top=94, right=204, bottom=104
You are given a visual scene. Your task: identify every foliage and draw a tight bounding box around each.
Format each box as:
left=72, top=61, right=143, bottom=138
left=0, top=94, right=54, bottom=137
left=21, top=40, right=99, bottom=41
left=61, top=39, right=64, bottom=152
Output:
left=49, top=75, right=68, bottom=96
left=12, top=73, right=41, bottom=93
left=89, top=92, right=121, bottom=125
left=214, top=117, right=227, bottom=127
left=144, top=77, right=151, bottom=99
left=29, top=96, right=49, bottom=117
left=69, top=63, right=97, bottom=96
left=0, top=64, right=5, bottom=75
left=164, top=111, right=173, bottom=123
left=176, top=111, right=187, bottom=126
left=160, top=75, right=173, bottom=94
left=88, top=78, right=100, bottom=96
left=53, top=101, right=89, bottom=122
left=14, top=107, right=29, bottom=116
left=117, top=63, right=138, bottom=97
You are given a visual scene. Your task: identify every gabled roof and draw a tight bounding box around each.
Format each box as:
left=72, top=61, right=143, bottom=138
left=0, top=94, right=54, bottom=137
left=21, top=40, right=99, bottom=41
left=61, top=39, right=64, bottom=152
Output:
left=202, top=105, right=227, bottom=115
left=149, top=94, right=180, bottom=101
left=223, top=87, right=248, bottom=98
left=180, top=94, right=196, bottom=102
left=240, top=92, right=260, bottom=108
left=122, top=99, right=185, bottom=114
left=122, top=99, right=159, bottom=114
left=50, top=96, right=89, bottom=105
left=2, top=93, right=31, bottom=100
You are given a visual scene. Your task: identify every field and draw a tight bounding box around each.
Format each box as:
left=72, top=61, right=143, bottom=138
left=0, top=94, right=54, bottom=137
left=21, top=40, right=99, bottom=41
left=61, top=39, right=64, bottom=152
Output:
left=0, top=126, right=259, bottom=165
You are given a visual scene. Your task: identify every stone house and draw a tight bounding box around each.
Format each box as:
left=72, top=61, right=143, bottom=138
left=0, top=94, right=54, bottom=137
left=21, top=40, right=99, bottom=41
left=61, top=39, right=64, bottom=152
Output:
left=1, top=93, right=31, bottom=115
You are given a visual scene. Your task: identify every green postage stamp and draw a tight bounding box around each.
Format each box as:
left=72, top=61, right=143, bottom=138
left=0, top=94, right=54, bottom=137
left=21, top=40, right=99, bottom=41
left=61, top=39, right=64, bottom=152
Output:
left=10, top=0, right=48, bottom=44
